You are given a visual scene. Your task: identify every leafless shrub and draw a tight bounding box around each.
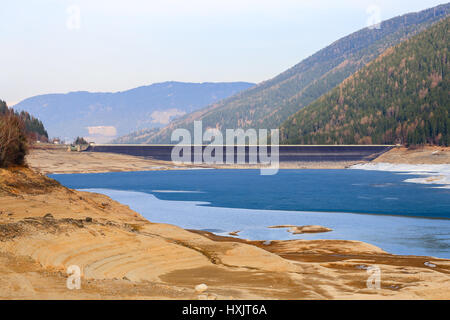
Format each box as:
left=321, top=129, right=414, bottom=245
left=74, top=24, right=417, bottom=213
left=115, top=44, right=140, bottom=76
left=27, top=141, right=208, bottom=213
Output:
left=0, top=111, right=29, bottom=167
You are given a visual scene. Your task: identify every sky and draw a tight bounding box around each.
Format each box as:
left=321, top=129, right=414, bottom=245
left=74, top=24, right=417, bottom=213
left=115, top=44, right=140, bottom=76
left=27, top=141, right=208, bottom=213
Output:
left=1, top=0, right=447, bottom=106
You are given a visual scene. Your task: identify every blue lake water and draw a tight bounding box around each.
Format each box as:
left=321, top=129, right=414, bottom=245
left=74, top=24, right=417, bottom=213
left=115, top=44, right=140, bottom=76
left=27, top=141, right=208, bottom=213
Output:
left=50, top=169, right=450, bottom=258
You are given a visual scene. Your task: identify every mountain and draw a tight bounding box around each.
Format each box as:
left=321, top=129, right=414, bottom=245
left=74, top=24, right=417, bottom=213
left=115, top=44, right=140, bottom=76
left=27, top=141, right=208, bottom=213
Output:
left=111, top=128, right=160, bottom=144
left=13, top=81, right=254, bottom=143
left=140, top=3, right=449, bottom=144
left=280, top=17, right=449, bottom=146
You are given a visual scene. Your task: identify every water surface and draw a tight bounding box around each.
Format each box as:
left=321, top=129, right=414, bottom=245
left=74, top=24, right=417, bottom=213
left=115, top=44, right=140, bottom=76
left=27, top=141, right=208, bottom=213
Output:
left=50, top=169, right=450, bottom=258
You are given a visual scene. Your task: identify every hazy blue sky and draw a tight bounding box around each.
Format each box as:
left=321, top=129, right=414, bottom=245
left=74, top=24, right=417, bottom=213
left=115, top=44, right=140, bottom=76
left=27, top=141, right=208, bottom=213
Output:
left=1, top=0, right=446, bottom=105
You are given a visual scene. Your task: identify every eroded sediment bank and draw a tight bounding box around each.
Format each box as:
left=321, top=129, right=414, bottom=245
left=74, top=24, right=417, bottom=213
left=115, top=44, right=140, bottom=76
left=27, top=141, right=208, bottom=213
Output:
left=1, top=166, right=449, bottom=299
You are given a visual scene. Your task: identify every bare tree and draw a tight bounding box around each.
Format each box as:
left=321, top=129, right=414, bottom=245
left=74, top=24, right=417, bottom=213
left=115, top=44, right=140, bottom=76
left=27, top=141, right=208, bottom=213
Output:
left=0, top=111, right=28, bottom=167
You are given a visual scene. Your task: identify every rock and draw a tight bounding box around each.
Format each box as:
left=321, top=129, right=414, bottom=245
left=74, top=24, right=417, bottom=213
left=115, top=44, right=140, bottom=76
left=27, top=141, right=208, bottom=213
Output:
left=355, top=264, right=368, bottom=270
left=71, top=219, right=84, bottom=228
left=85, top=217, right=93, bottom=222
left=195, top=283, right=208, bottom=293
left=43, top=213, right=54, bottom=220
left=228, top=230, right=240, bottom=236
left=207, top=293, right=217, bottom=300
left=268, top=225, right=296, bottom=229
left=269, top=225, right=332, bottom=234
left=388, top=285, right=400, bottom=290
left=197, top=294, right=208, bottom=300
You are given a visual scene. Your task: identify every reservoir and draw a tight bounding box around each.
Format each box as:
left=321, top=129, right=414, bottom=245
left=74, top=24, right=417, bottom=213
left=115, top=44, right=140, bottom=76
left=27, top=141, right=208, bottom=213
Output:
left=50, top=169, right=450, bottom=258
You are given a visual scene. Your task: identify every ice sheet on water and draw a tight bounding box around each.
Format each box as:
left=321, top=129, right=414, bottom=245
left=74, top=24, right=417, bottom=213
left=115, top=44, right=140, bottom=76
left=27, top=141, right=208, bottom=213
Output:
left=350, top=163, right=450, bottom=189
left=80, top=188, right=450, bottom=259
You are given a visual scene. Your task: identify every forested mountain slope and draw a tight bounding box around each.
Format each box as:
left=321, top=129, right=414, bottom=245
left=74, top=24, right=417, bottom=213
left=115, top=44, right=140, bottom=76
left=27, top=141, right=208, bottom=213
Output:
left=143, top=3, right=449, bottom=144
left=280, top=17, right=449, bottom=146
left=1, top=100, right=48, bottom=141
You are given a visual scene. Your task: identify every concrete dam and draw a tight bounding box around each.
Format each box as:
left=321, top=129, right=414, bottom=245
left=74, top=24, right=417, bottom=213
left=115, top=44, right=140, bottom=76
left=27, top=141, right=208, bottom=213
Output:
left=85, top=144, right=394, bottom=163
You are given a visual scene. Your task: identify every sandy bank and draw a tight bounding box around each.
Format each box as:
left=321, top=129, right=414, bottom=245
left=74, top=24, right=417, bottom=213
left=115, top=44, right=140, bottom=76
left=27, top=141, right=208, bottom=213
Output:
left=27, top=144, right=449, bottom=176
left=269, top=225, right=333, bottom=235
left=26, top=145, right=204, bottom=174
left=209, top=161, right=358, bottom=170
left=26, top=144, right=359, bottom=174
left=0, top=167, right=449, bottom=299
left=374, top=146, right=450, bottom=165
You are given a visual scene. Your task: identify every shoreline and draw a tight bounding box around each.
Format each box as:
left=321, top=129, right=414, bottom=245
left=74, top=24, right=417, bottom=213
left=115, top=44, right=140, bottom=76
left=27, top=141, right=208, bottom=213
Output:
left=77, top=187, right=450, bottom=259
left=0, top=166, right=449, bottom=299
left=27, top=144, right=450, bottom=175
left=0, top=145, right=447, bottom=299
left=351, top=162, right=450, bottom=189
left=187, top=229, right=449, bottom=262
left=29, top=144, right=450, bottom=256
left=78, top=187, right=450, bottom=222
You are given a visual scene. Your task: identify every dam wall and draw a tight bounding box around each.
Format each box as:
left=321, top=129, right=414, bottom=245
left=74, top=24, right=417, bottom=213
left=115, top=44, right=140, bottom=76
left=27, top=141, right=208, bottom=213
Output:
left=85, top=144, right=394, bottom=163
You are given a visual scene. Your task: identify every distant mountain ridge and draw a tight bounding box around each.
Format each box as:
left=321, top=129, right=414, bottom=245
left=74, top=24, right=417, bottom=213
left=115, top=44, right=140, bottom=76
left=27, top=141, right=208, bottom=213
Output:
left=13, top=81, right=254, bottom=142
left=280, top=17, right=449, bottom=146
left=139, top=3, right=449, bottom=144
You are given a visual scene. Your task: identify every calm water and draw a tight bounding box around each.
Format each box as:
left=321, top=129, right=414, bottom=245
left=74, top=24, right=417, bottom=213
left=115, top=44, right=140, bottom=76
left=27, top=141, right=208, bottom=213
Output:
left=50, top=169, right=450, bottom=258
